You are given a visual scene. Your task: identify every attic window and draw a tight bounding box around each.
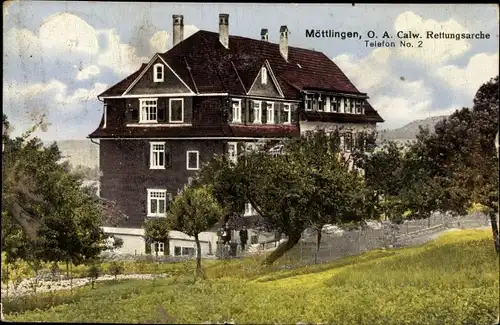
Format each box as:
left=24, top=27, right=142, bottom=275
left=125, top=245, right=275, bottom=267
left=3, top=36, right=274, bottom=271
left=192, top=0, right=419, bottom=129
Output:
left=261, top=67, right=267, bottom=84
left=154, top=63, right=164, bottom=82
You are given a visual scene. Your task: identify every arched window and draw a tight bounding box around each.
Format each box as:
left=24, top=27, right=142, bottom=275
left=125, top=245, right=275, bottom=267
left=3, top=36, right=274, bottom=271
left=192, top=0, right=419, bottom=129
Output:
left=153, top=63, right=164, bottom=82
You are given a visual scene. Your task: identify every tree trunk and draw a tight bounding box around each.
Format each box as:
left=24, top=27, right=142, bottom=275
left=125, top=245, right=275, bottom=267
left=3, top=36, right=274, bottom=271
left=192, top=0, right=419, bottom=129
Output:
left=194, top=234, right=203, bottom=278
left=489, top=211, right=500, bottom=255
left=262, top=232, right=302, bottom=265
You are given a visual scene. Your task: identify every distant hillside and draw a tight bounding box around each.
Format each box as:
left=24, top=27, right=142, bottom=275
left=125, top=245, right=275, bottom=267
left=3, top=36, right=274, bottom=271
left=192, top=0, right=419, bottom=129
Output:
left=378, top=115, right=448, bottom=143
left=45, top=140, right=99, bottom=169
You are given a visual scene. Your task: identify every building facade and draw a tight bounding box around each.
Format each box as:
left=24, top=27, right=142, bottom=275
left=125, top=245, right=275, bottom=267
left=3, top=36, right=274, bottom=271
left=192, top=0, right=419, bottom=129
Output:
left=88, top=14, right=384, bottom=257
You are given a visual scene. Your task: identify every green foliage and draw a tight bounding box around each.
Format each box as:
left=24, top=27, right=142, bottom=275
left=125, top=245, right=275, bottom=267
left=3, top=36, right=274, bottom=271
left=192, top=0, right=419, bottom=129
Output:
left=144, top=218, right=170, bottom=256
left=2, top=115, right=120, bottom=272
left=87, top=264, right=101, bottom=289
left=108, top=262, right=124, bottom=281
left=5, top=230, right=498, bottom=325
left=198, top=129, right=369, bottom=264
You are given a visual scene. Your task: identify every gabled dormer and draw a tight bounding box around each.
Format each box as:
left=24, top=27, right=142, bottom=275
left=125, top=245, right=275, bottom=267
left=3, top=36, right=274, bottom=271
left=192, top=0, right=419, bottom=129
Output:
left=123, top=54, right=195, bottom=96
left=247, top=60, right=284, bottom=99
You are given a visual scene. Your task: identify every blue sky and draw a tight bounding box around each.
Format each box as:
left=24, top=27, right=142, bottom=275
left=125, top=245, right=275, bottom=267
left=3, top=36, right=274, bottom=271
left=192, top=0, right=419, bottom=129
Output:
left=3, top=2, right=499, bottom=141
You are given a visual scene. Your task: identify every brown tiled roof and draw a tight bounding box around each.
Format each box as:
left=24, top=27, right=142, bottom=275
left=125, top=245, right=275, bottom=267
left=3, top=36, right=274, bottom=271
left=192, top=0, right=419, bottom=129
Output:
left=98, top=64, right=147, bottom=97
left=88, top=124, right=299, bottom=139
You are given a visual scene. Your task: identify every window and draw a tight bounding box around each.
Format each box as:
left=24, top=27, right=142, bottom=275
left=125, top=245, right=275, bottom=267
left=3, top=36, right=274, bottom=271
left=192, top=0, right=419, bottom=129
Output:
left=283, top=103, right=292, bottom=124
left=312, top=97, right=318, bottom=111
left=175, top=246, right=196, bottom=256
left=266, top=102, right=275, bottom=124
left=355, top=99, right=363, bottom=114
left=153, top=242, right=165, bottom=253
left=150, top=142, right=165, bottom=169
left=169, top=98, right=184, bottom=123
left=232, top=99, right=242, bottom=123
left=186, top=151, right=199, bottom=170
left=305, top=95, right=312, bottom=111
left=140, top=98, right=158, bottom=123
left=228, top=142, right=238, bottom=164
left=344, top=132, right=353, bottom=152
left=153, top=63, right=164, bottom=82
left=253, top=101, right=262, bottom=124
left=147, top=189, right=168, bottom=217
left=345, top=98, right=352, bottom=114
left=261, top=67, right=267, bottom=84
left=317, top=95, right=324, bottom=112
left=330, top=97, right=338, bottom=112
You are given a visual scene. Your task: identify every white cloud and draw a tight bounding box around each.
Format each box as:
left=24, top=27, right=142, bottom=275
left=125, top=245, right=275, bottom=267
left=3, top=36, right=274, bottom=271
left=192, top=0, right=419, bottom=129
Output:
left=76, top=65, right=101, bottom=80
left=97, top=29, right=148, bottom=77
left=39, top=12, right=99, bottom=55
left=3, top=80, right=67, bottom=102
left=150, top=31, right=170, bottom=53
left=4, top=28, right=42, bottom=58
left=60, top=83, right=108, bottom=105
left=393, top=11, right=471, bottom=64
left=334, top=48, right=392, bottom=92
left=435, top=52, right=499, bottom=99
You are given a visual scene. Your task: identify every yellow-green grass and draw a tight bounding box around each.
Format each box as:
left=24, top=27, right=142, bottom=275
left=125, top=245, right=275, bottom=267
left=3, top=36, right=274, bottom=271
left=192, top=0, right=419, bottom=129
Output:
left=4, top=229, right=499, bottom=325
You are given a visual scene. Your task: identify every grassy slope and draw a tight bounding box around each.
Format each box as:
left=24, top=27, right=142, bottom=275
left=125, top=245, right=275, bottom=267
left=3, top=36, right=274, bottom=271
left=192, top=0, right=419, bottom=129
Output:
left=5, top=229, right=499, bottom=325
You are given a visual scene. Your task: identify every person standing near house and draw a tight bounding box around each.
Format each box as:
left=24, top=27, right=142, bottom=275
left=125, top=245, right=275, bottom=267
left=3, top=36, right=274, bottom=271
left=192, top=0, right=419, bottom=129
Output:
left=221, top=222, right=231, bottom=245
left=239, top=226, right=248, bottom=251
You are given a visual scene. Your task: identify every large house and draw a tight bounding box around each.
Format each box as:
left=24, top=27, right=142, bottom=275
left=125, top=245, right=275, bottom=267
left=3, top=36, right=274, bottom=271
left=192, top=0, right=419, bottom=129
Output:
left=88, top=14, right=384, bottom=257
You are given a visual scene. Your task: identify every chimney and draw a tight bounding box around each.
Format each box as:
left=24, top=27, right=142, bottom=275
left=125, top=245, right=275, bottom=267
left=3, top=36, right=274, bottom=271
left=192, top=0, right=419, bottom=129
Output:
left=261, top=28, right=269, bottom=41
left=173, top=14, right=184, bottom=47
left=219, top=14, right=229, bottom=49
left=279, top=25, right=289, bottom=61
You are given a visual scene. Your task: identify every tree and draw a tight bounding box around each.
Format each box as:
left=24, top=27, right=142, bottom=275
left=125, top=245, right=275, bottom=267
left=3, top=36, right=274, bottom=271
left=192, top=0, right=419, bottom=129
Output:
left=2, top=115, right=127, bottom=269
left=198, top=129, right=369, bottom=265
left=166, top=184, right=225, bottom=277
left=144, top=218, right=170, bottom=257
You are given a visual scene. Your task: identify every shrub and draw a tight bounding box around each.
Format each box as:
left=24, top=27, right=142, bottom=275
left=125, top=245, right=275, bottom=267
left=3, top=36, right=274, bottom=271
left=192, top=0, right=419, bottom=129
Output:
left=108, top=262, right=124, bottom=281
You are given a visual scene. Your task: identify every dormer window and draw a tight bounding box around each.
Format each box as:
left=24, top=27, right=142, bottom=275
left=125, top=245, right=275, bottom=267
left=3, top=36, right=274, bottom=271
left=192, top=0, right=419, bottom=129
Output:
left=261, top=67, right=267, bottom=84
left=154, top=63, right=164, bottom=82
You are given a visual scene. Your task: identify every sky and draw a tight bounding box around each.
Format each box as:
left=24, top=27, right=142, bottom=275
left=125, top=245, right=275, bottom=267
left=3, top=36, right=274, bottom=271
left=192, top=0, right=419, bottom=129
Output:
left=3, top=2, right=499, bottom=141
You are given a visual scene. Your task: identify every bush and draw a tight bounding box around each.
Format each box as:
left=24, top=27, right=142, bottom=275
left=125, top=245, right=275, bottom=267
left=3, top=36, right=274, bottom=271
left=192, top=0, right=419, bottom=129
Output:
left=108, top=262, right=124, bottom=281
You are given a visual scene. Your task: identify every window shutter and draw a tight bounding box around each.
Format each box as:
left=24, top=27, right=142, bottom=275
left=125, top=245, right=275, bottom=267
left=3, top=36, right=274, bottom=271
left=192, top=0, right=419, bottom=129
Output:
left=274, top=103, right=279, bottom=124
left=157, top=100, right=165, bottom=122
left=241, top=100, right=247, bottom=124
left=165, top=242, right=173, bottom=256
left=144, top=141, right=149, bottom=167
left=249, top=101, right=255, bottom=123
left=227, top=98, right=233, bottom=123
left=262, top=102, right=267, bottom=124
left=165, top=143, right=172, bottom=168
left=291, top=104, right=298, bottom=123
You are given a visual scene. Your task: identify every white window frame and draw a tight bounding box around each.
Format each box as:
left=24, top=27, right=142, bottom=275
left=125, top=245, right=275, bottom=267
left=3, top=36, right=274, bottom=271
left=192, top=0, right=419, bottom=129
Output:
left=153, top=63, right=164, bottom=82
left=266, top=102, right=275, bottom=124
left=253, top=100, right=262, bottom=124
left=103, top=103, right=107, bottom=128
left=261, top=67, right=267, bottom=84
left=231, top=99, right=242, bottom=123
left=355, top=99, right=363, bottom=114
left=169, top=98, right=184, bottom=123
left=339, top=97, right=345, bottom=113
left=186, top=150, right=199, bottom=170
left=227, top=142, right=238, bottom=164
left=147, top=189, right=167, bottom=217
left=305, top=95, right=312, bottom=111
left=152, top=241, right=165, bottom=253
left=140, top=98, right=158, bottom=123
left=317, top=95, right=324, bottom=112
left=324, top=96, right=331, bottom=112
left=283, top=103, right=292, bottom=124
left=150, top=141, right=166, bottom=169
left=345, top=98, right=352, bottom=114
left=174, top=246, right=196, bottom=257
left=331, top=97, right=339, bottom=113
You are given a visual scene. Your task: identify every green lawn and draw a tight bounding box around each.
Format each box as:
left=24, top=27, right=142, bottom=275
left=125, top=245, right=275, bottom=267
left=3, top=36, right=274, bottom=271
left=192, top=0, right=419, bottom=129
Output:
left=4, top=229, right=499, bottom=325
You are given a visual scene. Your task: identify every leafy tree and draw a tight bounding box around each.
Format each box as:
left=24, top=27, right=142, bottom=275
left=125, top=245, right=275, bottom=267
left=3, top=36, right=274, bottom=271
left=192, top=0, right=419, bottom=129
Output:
left=1, top=115, right=127, bottom=270
left=198, top=129, right=369, bottom=265
left=412, top=76, right=499, bottom=253
left=144, top=218, right=170, bottom=257
left=166, top=184, right=225, bottom=277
